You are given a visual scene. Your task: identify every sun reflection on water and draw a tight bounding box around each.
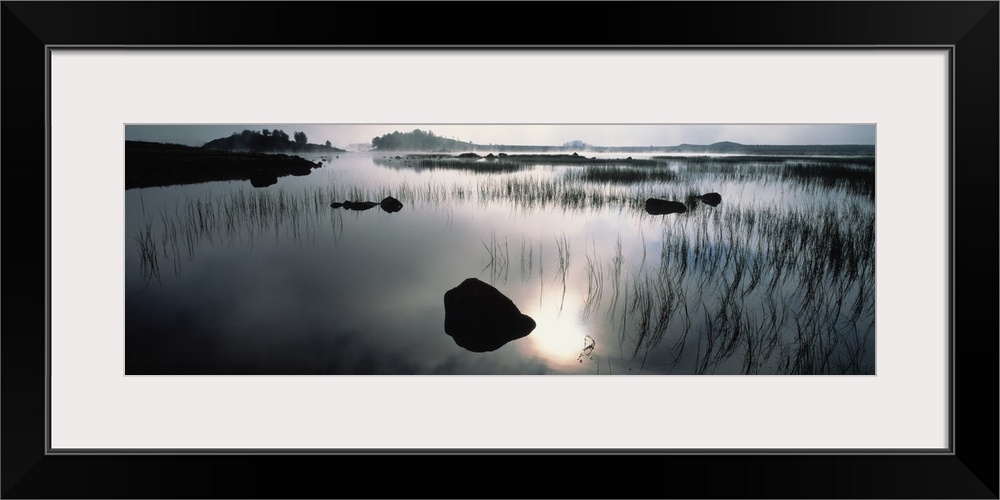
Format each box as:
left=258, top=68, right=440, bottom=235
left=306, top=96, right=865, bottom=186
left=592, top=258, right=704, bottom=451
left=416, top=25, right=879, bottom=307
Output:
left=517, top=293, right=594, bottom=370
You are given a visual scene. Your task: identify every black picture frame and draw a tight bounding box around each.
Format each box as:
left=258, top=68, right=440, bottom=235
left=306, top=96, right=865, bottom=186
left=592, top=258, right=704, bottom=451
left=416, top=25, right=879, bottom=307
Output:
left=3, top=2, right=997, bottom=498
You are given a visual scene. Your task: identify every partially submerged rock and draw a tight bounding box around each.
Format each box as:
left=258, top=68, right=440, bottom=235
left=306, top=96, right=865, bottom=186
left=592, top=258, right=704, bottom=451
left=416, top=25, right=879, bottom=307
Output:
left=343, top=201, right=379, bottom=211
left=331, top=197, right=404, bottom=213
left=645, top=198, right=688, bottom=215
left=380, top=196, right=403, bottom=213
left=443, top=278, right=536, bottom=352
left=698, top=192, right=722, bottom=207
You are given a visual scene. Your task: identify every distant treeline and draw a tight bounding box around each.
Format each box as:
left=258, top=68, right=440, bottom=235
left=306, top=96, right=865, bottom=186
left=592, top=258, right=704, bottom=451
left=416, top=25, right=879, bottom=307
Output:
left=371, top=129, right=474, bottom=151
left=203, top=129, right=345, bottom=154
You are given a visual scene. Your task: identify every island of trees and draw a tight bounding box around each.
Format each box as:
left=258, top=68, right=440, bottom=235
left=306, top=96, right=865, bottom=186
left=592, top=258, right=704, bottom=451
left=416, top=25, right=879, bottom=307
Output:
left=203, top=129, right=346, bottom=154
left=371, top=129, right=474, bottom=151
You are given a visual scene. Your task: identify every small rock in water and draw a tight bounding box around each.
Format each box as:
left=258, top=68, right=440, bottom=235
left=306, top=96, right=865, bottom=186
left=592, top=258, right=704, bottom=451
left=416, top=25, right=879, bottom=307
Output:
left=380, top=196, right=403, bottom=213
left=644, top=198, right=687, bottom=215
left=698, top=192, right=722, bottom=207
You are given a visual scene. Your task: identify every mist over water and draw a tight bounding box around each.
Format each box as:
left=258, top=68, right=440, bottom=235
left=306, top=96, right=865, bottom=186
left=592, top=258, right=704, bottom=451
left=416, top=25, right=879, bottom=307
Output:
left=125, top=150, right=875, bottom=375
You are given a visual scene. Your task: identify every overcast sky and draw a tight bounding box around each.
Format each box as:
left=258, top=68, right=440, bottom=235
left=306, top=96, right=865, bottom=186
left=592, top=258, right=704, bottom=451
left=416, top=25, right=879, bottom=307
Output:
left=125, top=124, right=876, bottom=149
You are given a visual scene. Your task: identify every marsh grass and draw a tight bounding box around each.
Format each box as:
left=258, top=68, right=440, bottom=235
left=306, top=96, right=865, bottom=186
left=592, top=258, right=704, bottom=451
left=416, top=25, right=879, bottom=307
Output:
left=595, top=196, right=876, bottom=375
left=669, top=159, right=876, bottom=198
left=565, top=164, right=679, bottom=184
left=480, top=230, right=509, bottom=285
left=519, top=234, right=534, bottom=281
left=375, top=158, right=871, bottom=214
left=524, top=156, right=876, bottom=374
left=554, top=233, right=571, bottom=314
left=375, top=156, right=531, bottom=174
left=581, top=240, right=604, bottom=323
left=132, top=217, right=161, bottom=291
left=130, top=185, right=348, bottom=284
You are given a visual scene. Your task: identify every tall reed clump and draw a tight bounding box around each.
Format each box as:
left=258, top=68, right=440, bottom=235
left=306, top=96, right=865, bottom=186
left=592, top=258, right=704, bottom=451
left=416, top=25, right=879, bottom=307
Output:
left=373, top=156, right=531, bottom=174
left=554, top=233, right=571, bottom=313
left=480, top=229, right=509, bottom=285
left=564, top=164, right=679, bottom=184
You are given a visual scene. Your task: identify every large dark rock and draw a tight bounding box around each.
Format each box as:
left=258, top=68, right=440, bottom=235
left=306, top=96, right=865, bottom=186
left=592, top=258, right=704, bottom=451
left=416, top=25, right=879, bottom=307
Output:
left=645, top=198, right=687, bottom=215
left=443, top=278, right=536, bottom=352
left=698, top=192, right=722, bottom=207
left=380, top=196, right=403, bottom=213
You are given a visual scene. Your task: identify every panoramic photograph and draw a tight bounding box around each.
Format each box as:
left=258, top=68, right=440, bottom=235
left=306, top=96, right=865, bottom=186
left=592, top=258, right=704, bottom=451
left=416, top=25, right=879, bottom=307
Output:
left=124, top=124, right=876, bottom=375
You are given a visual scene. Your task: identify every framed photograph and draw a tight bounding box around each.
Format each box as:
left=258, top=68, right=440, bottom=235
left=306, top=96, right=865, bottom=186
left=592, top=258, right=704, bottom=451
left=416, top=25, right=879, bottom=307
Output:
left=4, top=2, right=996, bottom=498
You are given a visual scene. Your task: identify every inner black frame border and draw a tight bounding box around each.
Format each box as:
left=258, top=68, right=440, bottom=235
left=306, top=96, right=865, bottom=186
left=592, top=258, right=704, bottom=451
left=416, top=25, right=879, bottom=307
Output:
left=3, top=2, right=997, bottom=498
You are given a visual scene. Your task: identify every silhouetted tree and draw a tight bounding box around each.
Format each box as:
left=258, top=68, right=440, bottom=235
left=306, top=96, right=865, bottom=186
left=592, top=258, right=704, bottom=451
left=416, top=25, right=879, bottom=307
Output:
left=325, top=140, right=332, bottom=147
left=294, top=131, right=307, bottom=145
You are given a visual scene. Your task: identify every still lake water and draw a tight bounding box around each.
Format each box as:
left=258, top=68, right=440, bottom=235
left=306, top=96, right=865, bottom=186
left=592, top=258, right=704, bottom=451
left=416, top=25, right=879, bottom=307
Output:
left=125, top=151, right=876, bottom=375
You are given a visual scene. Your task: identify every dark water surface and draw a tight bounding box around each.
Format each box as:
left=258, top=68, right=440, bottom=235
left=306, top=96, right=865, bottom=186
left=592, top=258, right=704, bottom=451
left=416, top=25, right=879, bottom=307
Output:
left=125, top=151, right=876, bottom=374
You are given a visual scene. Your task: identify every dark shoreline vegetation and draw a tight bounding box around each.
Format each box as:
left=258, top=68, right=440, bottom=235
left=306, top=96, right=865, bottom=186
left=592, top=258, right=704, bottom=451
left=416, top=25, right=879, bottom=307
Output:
left=125, top=141, right=325, bottom=189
